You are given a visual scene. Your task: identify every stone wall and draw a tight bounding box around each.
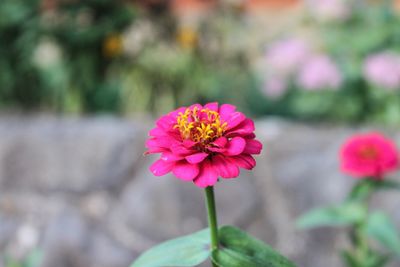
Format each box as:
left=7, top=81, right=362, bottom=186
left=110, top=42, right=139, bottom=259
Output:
left=0, top=116, right=399, bottom=267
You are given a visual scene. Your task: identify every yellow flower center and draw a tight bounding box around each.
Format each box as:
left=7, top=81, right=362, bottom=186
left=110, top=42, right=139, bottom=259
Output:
left=103, top=34, right=123, bottom=58
left=176, top=27, right=198, bottom=50
left=175, top=107, right=227, bottom=144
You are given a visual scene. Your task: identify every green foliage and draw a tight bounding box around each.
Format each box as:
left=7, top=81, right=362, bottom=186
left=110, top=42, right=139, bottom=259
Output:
left=0, top=0, right=48, bottom=110
left=348, top=179, right=400, bottom=202
left=131, top=225, right=297, bottom=267
left=348, top=180, right=378, bottom=202
left=49, top=0, right=135, bottom=113
left=372, top=180, right=400, bottom=191
left=50, top=0, right=133, bottom=48
left=131, top=228, right=211, bottom=267
left=0, top=0, right=135, bottom=113
left=298, top=179, right=400, bottom=230
left=2, top=0, right=400, bottom=121
left=0, top=0, right=258, bottom=115
left=255, top=3, right=400, bottom=124
left=124, top=42, right=254, bottom=115
left=366, top=212, right=400, bottom=257
left=296, top=202, right=367, bottom=229
left=319, top=4, right=400, bottom=124
left=298, top=178, right=400, bottom=267
left=3, top=249, right=42, bottom=267
left=212, top=226, right=297, bottom=267
left=342, top=250, right=390, bottom=267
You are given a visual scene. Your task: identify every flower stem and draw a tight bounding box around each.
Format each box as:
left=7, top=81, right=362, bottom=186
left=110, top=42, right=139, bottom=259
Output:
left=354, top=221, right=369, bottom=266
left=205, top=186, right=219, bottom=267
left=347, top=181, right=373, bottom=267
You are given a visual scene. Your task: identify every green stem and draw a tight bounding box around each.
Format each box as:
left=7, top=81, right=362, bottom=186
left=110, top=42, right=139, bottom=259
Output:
left=349, top=183, right=373, bottom=267
left=205, top=186, right=219, bottom=267
left=354, top=222, right=369, bottom=266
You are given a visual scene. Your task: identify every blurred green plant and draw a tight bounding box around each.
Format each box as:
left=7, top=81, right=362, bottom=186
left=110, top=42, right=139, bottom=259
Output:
left=48, top=0, right=135, bottom=113
left=122, top=4, right=256, bottom=116
left=298, top=179, right=400, bottom=267
left=320, top=1, right=400, bottom=124
left=0, top=0, right=54, bottom=110
left=2, top=0, right=400, bottom=123
left=3, top=249, right=42, bottom=267
left=123, top=44, right=254, bottom=116
left=0, top=0, right=135, bottom=113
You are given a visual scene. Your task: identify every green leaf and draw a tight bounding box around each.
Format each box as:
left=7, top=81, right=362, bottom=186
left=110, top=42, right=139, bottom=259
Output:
left=341, top=250, right=360, bottom=267
left=4, top=257, right=21, bottom=267
left=23, top=249, right=43, bottom=267
left=130, top=228, right=211, bottom=267
left=366, top=212, right=400, bottom=257
left=375, top=180, right=400, bottom=191
left=296, top=202, right=366, bottom=229
left=348, top=180, right=400, bottom=202
left=365, top=253, right=391, bottom=267
left=212, top=226, right=297, bottom=267
left=341, top=249, right=391, bottom=267
left=348, top=180, right=375, bottom=202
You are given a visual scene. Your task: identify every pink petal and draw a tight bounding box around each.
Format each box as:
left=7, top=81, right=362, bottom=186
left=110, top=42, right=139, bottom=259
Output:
left=213, top=137, right=227, bottom=148
left=169, top=107, right=187, bottom=118
left=208, top=137, right=228, bottom=153
left=172, top=161, right=200, bottom=181
left=208, top=147, right=226, bottom=153
left=149, top=159, right=174, bottom=176
left=145, top=147, right=168, bottom=154
left=156, top=115, right=176, bottom=130
left=161, top=152, right=184, bottom=162
left=170, top=143, right=194, bottom=155
left=226, top=119, right=255, bottom=137
left=204, top=102, right=219, bottom=111
left=225, top=112, right=246, bottom=130
left=145, top=138, right=159, bottom=148
left=339, top=132, right=399, bottom=178
left=212, top=155, right=239, bottom=178
left=243, top=139, right=263, bottom=155
left=189, top=103, right=203, bottom=110
left=231, top=154, right=256, bottom=170
left=243, top=133, right=256, bottom=139
left=183, top=139, right=197, bottom=148
left=194, top=160, right=218, bottom=188
left=146, top=136, right=176, bottom=149
left=149, top=127, right=166, bottom=137
left=219, top=104, right=236, bottom=122
left=225, top=137, right=246, bottom=156
left=186, top=152, right=209, bottom=164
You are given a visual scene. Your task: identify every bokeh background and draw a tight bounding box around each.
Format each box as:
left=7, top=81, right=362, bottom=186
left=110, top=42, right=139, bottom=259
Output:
left=1, top=0, right=400, bottom=266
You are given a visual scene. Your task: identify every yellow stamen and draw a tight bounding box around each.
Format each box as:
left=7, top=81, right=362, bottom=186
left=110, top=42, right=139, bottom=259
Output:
left=174, top=107, right=227, bottom=145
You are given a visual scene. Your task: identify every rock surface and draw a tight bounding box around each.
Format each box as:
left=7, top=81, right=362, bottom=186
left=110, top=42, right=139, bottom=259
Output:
left=0, top=116, right=399, bottom=267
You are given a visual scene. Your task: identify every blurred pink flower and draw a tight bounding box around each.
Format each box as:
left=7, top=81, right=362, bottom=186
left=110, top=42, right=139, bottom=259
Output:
left=146, top=103, right=262, bottom=188
left=363, top=52, right=400, bottom=90
left=262, top=76, right=288, bottom=100
left=265, top=38, right=310, bottom=76
left=340, top=132, right=399, bottom=179
left=308, top=0, right=351, bottom=22
left=297, top=55, right=342, bottom=91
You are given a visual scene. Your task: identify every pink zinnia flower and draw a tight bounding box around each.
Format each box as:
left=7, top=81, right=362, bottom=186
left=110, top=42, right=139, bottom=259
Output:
left=340, top=133, right=399, bottom=179
left=363, top=52, right=400, bottom=90
left=262, top=75, right=288, bottom=100
left=265, top=38, right=310, bottom=76
left=297, top=55, right=342, bottom=91
left=146, top=103, right=263, bottom=188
